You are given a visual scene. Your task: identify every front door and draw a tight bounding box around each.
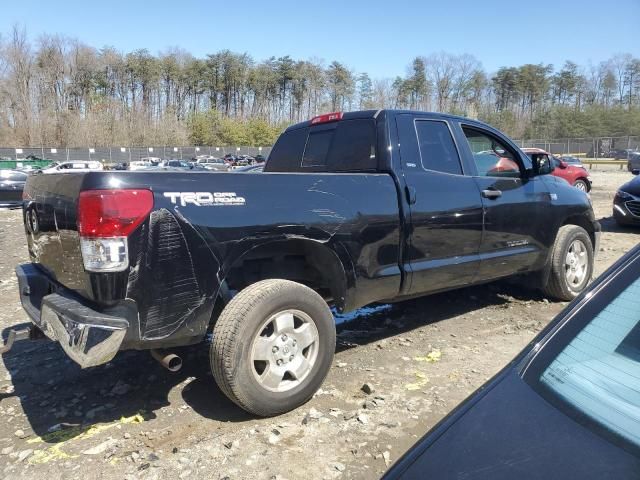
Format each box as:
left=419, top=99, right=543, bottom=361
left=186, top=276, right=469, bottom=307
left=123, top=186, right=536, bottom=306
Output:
left=459, top=126, right=553, bottom=281
left=396, top=114, right=484, bottom=295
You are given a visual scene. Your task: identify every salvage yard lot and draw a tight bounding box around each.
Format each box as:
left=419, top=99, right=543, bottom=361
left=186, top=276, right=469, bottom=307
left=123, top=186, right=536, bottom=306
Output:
left=0, top=168, right=637, bottom=480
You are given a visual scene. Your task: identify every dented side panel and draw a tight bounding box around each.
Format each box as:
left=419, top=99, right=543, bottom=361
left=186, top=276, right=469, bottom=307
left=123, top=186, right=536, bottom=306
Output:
left=22, top=170, right=402, bottom=348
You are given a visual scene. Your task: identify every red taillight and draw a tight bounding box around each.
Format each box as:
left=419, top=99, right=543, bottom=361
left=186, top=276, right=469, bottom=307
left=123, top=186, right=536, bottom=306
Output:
left=310, top=112, right=343, bottom=125
left=78, top=189, right=153, bottom=237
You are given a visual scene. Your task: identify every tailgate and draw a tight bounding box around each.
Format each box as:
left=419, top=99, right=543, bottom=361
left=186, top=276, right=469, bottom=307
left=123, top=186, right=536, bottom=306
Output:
left=22, top=172, right=89, bottom=295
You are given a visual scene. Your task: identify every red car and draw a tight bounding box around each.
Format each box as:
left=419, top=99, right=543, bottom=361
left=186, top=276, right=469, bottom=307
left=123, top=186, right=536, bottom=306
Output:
left=522, top=148, right=591, bottom=192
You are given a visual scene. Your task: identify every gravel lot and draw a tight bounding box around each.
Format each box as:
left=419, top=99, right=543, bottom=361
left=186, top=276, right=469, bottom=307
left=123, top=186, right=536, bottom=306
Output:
left=0, top=168, right=638, bottom=480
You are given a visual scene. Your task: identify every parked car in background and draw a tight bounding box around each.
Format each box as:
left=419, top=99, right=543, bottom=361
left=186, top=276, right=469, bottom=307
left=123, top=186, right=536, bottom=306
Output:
left=254, top=154, right=266, bottom=163
left=627, top=152, right=640, bottom=172
left=0, top=169, right=27, bottom=206
left=39, top=161, right=103, bottom=174
left=232, top=158, right=249, bottom=169
left=17, top=165, right=43, bottom=173
left=613, top=169, right=640, bottom=227
left=201, top=158, right=230, bottom=172
left=130, top=160, right=154, bottom=171
left=233, top=164, right=264, bottom=173
left=160, top=160, right=207, bottom=170
left=522, top=148, right=592, bottom=192
left=384, top=243, right=640, bottom=479
left=559, top=155, right=584, bottom=167
left=609, top=148, right=636, bottom=160
left=139, top=157, right=161, bottom=166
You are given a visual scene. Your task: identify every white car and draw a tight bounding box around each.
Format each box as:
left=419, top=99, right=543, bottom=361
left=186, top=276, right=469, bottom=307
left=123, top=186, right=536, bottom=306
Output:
left=201, top=158, right=230, bottom=171
left=130, top=161, right=154, bottom=171
left=41, top=161, right=104, bottom=174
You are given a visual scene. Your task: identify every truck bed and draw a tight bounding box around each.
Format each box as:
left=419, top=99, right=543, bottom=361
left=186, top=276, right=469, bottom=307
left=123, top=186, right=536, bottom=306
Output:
left=22, top=170, right=402, bottom=348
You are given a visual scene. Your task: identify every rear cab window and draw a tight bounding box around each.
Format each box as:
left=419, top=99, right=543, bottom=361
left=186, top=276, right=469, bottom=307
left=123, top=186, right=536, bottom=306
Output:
left=266, top=119, right=377, bottom=173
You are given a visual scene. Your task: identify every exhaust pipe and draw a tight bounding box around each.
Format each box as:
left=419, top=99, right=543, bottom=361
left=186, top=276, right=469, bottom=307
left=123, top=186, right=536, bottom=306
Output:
left=150, top=349, right=182, bottom=372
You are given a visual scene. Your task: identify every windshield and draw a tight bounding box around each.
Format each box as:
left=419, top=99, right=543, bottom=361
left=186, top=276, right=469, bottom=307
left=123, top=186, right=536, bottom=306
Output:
left=528, top=261, right=640, bottom=450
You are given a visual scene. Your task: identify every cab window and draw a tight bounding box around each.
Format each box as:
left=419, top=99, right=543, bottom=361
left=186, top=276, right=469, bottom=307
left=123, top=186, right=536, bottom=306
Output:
left=415, top=120, right=463, bottom=175
left=463, top=128, right=521, bottom=178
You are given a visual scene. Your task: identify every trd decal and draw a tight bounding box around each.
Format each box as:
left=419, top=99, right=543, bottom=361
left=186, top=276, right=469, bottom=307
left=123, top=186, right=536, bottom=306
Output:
left=163, top=192, right=246, bottom=207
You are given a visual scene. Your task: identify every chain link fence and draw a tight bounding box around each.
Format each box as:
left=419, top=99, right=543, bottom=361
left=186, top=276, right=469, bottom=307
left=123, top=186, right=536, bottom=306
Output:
left=1, top=136, right=639, bottom=167
left=0, top=146, right=272, bottom=167
left=514, top=136, right=640, bottom=158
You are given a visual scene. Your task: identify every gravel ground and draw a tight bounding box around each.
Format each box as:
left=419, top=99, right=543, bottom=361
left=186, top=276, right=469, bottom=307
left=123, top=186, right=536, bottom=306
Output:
left=0, top=168, right=638, bottom=480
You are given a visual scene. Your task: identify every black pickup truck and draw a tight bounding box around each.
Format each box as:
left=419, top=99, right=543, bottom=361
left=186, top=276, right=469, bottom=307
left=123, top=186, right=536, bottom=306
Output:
left=11, top=110, right=600, bottom=416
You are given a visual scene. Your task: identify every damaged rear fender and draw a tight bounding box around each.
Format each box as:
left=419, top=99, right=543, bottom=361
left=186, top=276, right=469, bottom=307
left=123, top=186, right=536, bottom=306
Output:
left=218, top=237, right=353, bottom=313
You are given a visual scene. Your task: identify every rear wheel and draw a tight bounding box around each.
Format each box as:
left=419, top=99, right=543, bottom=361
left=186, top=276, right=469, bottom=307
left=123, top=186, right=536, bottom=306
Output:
left=543, top=225, right=593, bottom=301
left=210, top=279, right=335, bottom=416
left=573, top=179, right=589, bottom=192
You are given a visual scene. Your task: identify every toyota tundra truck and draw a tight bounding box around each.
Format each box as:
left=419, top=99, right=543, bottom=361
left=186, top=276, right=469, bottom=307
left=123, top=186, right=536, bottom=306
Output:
left=8, top=110, right=600, bottom=416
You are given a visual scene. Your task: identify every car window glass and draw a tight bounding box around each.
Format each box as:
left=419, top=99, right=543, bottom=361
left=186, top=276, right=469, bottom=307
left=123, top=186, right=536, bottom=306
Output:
left=1, top=170, right=26, bottom=181
left=268, top=119, right=376, bottom=172
left=326, top=120, right=377, bottom=171
left=463, top=128, right=521, bottom=178
left=302, top=130, right=332, bottom=167
left=415, top=121, right=462, bottom=175
left=539, top=277, right=640, bottom=448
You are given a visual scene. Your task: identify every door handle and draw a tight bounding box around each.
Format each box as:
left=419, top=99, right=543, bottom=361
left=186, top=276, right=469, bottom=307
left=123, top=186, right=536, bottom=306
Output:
left=482, top=189, right=502, bottom=199
left=405, top=186, right=417, bottom=205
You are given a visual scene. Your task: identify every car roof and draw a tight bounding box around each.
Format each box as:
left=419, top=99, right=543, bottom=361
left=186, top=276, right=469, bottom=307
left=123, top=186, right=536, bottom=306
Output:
left=521, top=147, right=550, bottom=154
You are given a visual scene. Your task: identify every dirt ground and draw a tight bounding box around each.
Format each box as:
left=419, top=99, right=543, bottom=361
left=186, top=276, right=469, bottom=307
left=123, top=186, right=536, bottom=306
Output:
left=0, top=168, right=637, bottom=480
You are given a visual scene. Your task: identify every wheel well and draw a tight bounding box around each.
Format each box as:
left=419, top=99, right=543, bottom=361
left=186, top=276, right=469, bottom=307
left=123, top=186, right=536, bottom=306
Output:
left=219, top=239, right=347, bottom=310
left=562, top=215, right=596, bottom=249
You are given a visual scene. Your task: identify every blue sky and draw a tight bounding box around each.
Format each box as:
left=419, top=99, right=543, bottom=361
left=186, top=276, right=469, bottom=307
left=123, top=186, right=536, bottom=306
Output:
left=2, top=0, right=639, bottom=77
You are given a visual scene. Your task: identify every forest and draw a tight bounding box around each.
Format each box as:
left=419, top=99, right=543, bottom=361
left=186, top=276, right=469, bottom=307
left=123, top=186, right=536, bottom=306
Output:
left=0, top=26, right=639, bottom=147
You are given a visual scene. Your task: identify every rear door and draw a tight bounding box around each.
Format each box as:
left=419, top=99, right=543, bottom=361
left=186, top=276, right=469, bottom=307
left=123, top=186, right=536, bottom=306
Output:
left=459, top=125, right=553, bottom=281
left=396, top=114, right=483, bottom=295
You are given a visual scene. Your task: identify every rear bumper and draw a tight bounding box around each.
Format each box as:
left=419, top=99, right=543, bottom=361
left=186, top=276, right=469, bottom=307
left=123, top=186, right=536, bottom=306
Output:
left=15, top=264, right=128, bottom=368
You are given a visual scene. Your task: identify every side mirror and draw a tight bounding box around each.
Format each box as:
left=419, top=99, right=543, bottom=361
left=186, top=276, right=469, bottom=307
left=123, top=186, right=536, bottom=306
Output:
left=559, top=160, right=568, bottom=169
left=633, top=169, right=639, bottom=176
left=530, top=154, right=554, bottom=176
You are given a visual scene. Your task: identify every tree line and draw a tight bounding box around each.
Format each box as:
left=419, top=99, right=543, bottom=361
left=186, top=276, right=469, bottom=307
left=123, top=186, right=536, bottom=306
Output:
left=0, top=25, right=639, bottom=148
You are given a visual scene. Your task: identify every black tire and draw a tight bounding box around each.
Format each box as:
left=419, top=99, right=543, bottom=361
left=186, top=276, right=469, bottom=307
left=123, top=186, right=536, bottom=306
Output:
left=543, top=225, right=594, bottom=301
left=573, top=179, right=589, bottom=192
left=210, top=279, right=335, bottom=416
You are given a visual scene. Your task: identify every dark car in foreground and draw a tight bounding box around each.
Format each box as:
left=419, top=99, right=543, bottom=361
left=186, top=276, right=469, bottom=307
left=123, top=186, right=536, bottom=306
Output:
left=385, top=243, right=640, bottom=479
left=628, top=152, right=640, bottom=173
left=614, top=169, right=640, bottom=226
left=0, top=169, right=27, bottom=206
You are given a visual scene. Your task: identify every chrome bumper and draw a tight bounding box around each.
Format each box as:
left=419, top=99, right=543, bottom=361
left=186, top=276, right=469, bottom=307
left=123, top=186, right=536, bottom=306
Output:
left=15, top=264, right=128, bottom=368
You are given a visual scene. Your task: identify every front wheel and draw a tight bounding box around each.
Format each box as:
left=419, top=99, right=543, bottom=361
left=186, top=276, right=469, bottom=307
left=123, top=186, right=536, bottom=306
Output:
left=573, top=179, right=589, bottom=192
left=542, top=225, right=594, bottom=301
left=210, top=279, right=335, bottom=416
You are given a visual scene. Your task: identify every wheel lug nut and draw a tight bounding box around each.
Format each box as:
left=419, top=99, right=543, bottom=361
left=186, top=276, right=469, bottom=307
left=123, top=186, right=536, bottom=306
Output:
left=289, top=355, right=294, bottom=361
left=272, top=346, right=279, bottom=353
left=292, top=340, right=297, bottom=347
left=276, top=359, right=283, bottom=366
left=281, top=334, right=288, bottom=341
